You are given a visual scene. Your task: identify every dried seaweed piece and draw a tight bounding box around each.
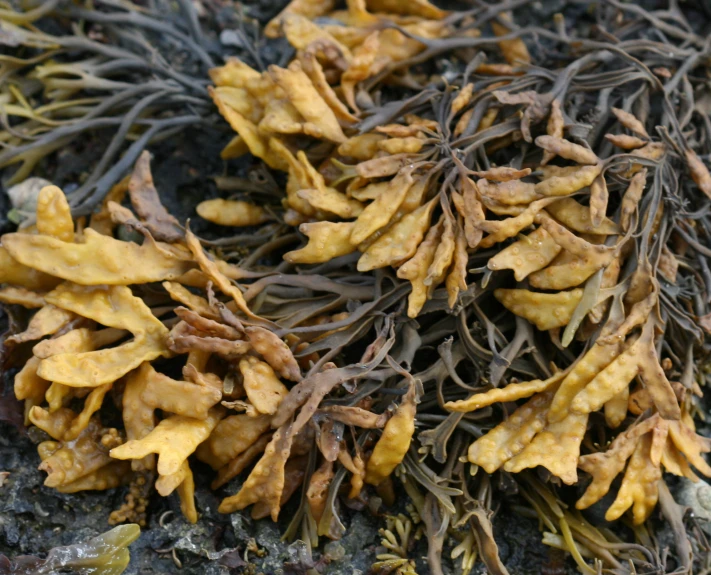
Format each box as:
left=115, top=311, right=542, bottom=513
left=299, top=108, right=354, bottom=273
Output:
left=174, top=307, right=242, bottom=340
left=29, top=406, right=76, bottom=440
left=307, top=458, right=334, bottom=522
left=244, top=325, right=301, bottom=382
left=540, top=99, right=564, bottom=165
left=128, top=152, right=182, bottom=242
left=122, top=363, right=158, bottom=471
left=211, top=433, right=273, bottom=490
left=455, top=173, right=485, bottom=248
left=270, top=61, right=347, bottom=143
left=298, top=187, right=364, bottom=219
left=589, top=174, right=608, bottom=228
left=605, top=133, right=647, bottom=150
left=611, top=107, right=649, bottom=139
left=158, top=459, right=198, bottom=523
left=168, top=328, right=252, bottom=359
left=58, top=460, right=132, bottom=494
left=14, top=356, right=49, bottom=408
left=5, top=304, right=75, bottom=347
left=210, top=87, right=285, bottom=170
left=576, top=415, right=660, bottom=510
left=620, top=169, right=647, bottom=232
left=605, top=433, right=662, bottom=524
left=265, top=0, right=337, bottom=38
left=685, top=148, right=711, bottom=200
left=445, top=221, right=468, bottom=308
left=162, top=281, right=217, bottom=319
left=667, top=419, right=711, bottom=476
left=425, top=210, right=456, bottom=288
left=273, top=326, right=394, bottom=429
left=0, top=286, right=46, bottom=308
left=318, top=405, right=388, bottom=428
left=479, top=197, right=558, bottom=247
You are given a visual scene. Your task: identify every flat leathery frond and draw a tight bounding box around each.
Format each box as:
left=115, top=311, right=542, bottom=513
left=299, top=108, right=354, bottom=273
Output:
left=503, top=411, right=588, bottom=484
left=479, top=197, right=559, bottom=247
left=568, top=341, right=641, bottom=416
left=364, top=380, right=417, bottom=485
left=2, top=228, right=194, bottom=286
left=445, top=373, right=563, bottom=413
left=358, top=197, right=436, bottom=272
left=547, top=342, right=622, bottom=423
left=285, top=221, right=357, bottom=264
left=37, top=285, right=169, bottom=387
left=576, top=416, right=659, bottom=510
left=467, top=390, right=554, bottom=473
left=239, top=357, right=289, bottom=415
left=538, top=213, right=616, bottom=269
left=494, top=288, right=584, bottom=331
left=218, top=423, right=293, bottom=520
left=667, top=420, right=711, bottom=477
left=445, top=220, right=468, bottom=308
left=298, top=186, right=364, bottom=218
left=397, top=216, right=443, bottom=318
left=661, top=436, right=700, bottom=481
left=528, top=252, right=603, bottom=290
left=534, top=164, right=602, bottom=197
left=139, top=364, right=222, bottom=420
left=197, top=414, right=271, bottom=470
left=110, top=408, right=223, bottom=476
left=350, top=167, right=415, bottom=245
left=477, top=178, right=540, bottom=206
left=545, top=198, right=620, bottom=235
left=605, top=433, right=661, bottom=524
left=487, top=226, right=562, bottom=280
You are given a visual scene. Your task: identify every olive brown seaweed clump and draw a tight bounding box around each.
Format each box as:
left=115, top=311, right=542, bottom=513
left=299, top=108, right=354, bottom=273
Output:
left=206, top=0, right=711, bottom=571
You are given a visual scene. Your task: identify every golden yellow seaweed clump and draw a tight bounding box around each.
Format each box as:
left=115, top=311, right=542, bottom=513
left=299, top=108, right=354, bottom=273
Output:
left=2, top=152, right=411, bottom=528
